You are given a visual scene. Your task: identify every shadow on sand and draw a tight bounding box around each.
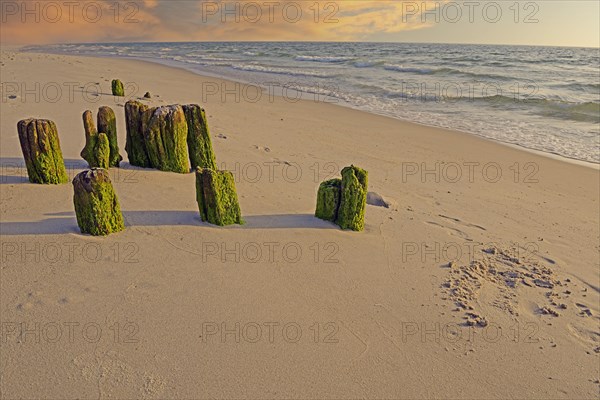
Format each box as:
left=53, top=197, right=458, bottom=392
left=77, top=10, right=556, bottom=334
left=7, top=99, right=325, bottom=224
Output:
left=0, top=157, right=161, bottom=185
left=0, top=212, right=337, bottom=235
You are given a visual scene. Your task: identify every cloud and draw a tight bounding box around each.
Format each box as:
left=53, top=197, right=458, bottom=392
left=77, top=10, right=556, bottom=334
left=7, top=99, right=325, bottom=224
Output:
left=1, top=0, right=168, bottom=43
left=0, top=0, right=447, bottom=44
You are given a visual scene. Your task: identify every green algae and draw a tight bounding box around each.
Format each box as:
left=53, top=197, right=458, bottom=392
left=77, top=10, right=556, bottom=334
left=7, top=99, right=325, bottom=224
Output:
left=95, top=133, right=110, bottom=169
left=315, top=178, right=341, bottom=222
left=72, top=168, right=124, bottom=236
left=17, top=118, right=68, bottom=184
left=81, top=110, right=112, bottom=169
left=124, top=100, right=151, bottom=167
left=195, top=168, right=243, bottom=226
left=81, top=110, right=98, bottom=167
left=97, top=106, right=122, bottom=167
left=183, top=104, right=217, bottom=170
left=143, top=105, right=190, bottom=173
left=337, top=165, right=368, bottom=231
left=111, top=79, right=125, bottom=97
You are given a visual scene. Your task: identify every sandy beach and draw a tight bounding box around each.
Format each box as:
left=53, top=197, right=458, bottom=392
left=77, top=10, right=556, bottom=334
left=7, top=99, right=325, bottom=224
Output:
left=1, top=49, right=599, bottom=399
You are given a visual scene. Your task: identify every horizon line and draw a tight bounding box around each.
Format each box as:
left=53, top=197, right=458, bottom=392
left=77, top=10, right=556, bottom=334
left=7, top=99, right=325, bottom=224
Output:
left=7, top=40, right=599, bottom=50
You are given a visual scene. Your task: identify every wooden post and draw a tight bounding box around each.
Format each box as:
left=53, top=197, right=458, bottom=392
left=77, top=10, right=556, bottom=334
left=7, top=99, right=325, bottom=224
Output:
left=17, top=118, right=68, bottom=184
left=195, top=168, right=243, bottom=226
left=144, top=105, right=190, bottom=173
left=97, top=106, right=122, bottom=167
left=315, top=178, right=341, bottom=222
left=124, top=100, right=151, bottom=167
left=337, top=165, right=368, bottom=231
left=183, top=104, right=217, bottom=170
left=73, top=168, right=125, bottom=236
left=111, top=79, right=125, bottom=96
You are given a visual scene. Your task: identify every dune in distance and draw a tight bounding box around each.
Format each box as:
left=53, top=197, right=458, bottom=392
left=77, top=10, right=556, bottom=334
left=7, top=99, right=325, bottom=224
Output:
left=1, top=3, right=599, bottom=398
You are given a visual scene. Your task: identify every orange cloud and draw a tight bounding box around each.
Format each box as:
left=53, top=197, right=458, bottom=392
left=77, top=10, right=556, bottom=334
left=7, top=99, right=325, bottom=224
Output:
left=0, top=0, right=448, bottom=44
left=190, top=1, right=444, bottom=41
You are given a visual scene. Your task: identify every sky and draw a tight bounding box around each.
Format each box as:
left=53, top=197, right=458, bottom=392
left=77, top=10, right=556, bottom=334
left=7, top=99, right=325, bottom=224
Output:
left=1, top=0, right=599, bottom=48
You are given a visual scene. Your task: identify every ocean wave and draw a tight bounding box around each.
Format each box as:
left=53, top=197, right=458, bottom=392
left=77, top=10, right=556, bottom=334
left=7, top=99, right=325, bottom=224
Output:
left=200, top=57, right=238, bottom=63
left=384, top=65, right=436, bottom=74
left=193, top=55, right=238, bottom=62
left=556, top=82, right=600, bottom=92
left=278, top=84, right=345, bottom=101
left=354, top=60, right=385, bottom=68
left=231, top=64, right=331, bottom=78
left=183, top=60, right=234, bottom=67
left=383, top=89, right=599, bottom=123
left=454, top=70, right=514, bottom=81
left=383, top=64, right=513, bottom=81
left=530, top=99, right=600, bottom=122
left=474, top=96, right=600, bottom=123
left=295, top=55, right=354, bottom=63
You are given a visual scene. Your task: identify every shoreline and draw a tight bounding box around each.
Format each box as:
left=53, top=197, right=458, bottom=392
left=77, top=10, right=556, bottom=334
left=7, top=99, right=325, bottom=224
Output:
left=16, top=46, right=600, bottom=169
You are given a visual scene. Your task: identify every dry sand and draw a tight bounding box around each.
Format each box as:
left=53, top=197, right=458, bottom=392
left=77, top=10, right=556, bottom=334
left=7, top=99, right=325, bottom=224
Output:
left=1, top=49, right=599, bottom=399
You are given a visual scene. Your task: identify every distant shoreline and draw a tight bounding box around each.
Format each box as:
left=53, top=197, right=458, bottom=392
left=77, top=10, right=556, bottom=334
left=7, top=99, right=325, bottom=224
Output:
left=9, top=40, right=600, bottom=49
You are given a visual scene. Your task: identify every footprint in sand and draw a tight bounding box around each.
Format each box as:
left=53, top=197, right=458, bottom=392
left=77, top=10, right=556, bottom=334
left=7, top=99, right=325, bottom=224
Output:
left=575, top=303, right=594, bottom=317
left=567, top=323, right=600, bottom=354
left=253, top=145, right=271, bottom=152
left=270, top=159, right=292, bottom=166
left=426, top=220, right=470, bottom=239
left=16, top=291, right=45, bottom=311
left=441, top=245, right=566, bottom=324
left=425, top=213, right=489, bottom=240
left=74, top=352, right=167, bottom=398
left=57, top=293, right=85, bottom=305
left=439, top=214, right=487, bottom=231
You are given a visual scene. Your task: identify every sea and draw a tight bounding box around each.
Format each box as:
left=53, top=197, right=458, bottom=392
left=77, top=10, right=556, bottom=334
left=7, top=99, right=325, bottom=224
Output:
left=24, top=42, right=600, bottom=164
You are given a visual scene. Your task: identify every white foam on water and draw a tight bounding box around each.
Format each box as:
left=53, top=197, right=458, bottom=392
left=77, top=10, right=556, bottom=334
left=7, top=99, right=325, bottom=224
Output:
left=26, top=42, right=600, bottom=163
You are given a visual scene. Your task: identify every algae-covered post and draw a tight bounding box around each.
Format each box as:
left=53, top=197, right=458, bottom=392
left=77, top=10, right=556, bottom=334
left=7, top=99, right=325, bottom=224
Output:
left=126, top=101, right=219, bottom=173
left=97, top=106, right=122, bottom=167
left=144, top=105, right=190, bottom=173
left=183, top=104, right=217, bottom=170
left=81, top=110, right=110, bottom=168
left=315, top=165, right=368, bottom=231
left=111, top=79, right=125, bottom=97
left=72, top=168, right=125, bottom=236
left=337, top=165, right=368, bottom=231
left=125, top=100, right=151, bottom=167
left=81, top=110, right=98, bottom=166
left=315, top=178, right=342, bottom=222
left=17, top=118, right=68, bottom=184
left=94, top=133, right=110, bottom=169
left=195, top=168, right=243, bottom=226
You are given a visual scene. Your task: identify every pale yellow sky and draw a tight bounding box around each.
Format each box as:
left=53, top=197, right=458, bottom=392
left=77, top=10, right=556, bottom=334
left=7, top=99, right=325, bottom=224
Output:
left=1, top=1, right=598, bottom=48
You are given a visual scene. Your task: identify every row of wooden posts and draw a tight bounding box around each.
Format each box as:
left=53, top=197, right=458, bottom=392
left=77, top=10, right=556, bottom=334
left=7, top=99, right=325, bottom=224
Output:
left=17, top=98, right=368, bottom=236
